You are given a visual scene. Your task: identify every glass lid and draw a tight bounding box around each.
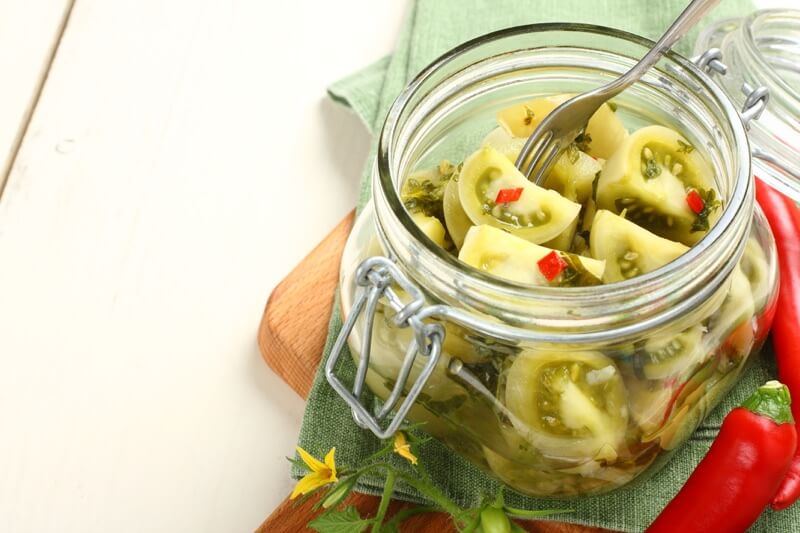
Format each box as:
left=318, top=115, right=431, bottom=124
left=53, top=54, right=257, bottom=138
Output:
left=695, top=9, right=800, bottom=200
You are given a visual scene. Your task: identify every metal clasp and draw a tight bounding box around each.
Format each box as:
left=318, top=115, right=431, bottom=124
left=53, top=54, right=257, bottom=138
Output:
left=325, top=256, right=444, bottom=439
left=694, top=47, right=728, bottom=76
left=692, top=48, right=770, bottom=130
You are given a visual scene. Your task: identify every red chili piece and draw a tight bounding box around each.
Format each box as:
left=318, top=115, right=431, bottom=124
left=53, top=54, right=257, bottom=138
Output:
left=647, top=381, right=797, bottom=533
left=537, top=251, right=567, bottom=281
left=755, top=178, right=800, bottom=511
left=686, top=189, right=705, bottom=214
left=495, top=187, right=524, bottom=204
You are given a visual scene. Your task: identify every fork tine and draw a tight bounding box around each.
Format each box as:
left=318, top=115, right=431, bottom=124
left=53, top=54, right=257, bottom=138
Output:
left=530, top=141, right=562, bottom=185
left=515, top=130, right=553, bottom=179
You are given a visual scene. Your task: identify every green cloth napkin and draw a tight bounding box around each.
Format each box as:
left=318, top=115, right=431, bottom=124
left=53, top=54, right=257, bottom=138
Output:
left=294, top=1, right=800, bottom=531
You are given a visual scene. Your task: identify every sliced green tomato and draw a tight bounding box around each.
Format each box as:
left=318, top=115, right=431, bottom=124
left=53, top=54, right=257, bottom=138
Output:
left=502, top=350, right=628, bottom=460
left=441, top=322, right=486, bottom=364
left=544, top=150, right=603, bottom=204
left=740, top=237, right=771, bottom=312
left=584, top=103, right=628, bottom=160
left=708, top=266, right=756, bottom=344
left=542, top=216, right=579, bottom=252
left=496, top=95, right=569, bottom=138
left=624, top=376, right=675, bottom=436
left=481, top=126, right=527, bottom=163
left=443, top=177, right=472, bottom=249
left=458, top=146, right=581, bottom=244
left=496, top=94, right=626, bottom=159
left=483, top=125, right=602, bottom=206
left=636, top=325, right=706, bottom=380
left=596, top=125, right=720, bottom=245
left=589, top=210, right=688, bottom=283
left=410, top=212, right=447, bottom=248
left=460, top=225, right=605, bottom=287
left=653, top=360, right=743, bottom=450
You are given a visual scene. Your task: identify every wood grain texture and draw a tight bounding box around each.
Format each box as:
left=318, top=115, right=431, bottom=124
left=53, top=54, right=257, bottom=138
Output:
left=257, top=212, right=616, bottom=533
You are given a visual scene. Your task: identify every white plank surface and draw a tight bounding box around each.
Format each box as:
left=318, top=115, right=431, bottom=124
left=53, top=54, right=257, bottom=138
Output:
left=0, top=1, right=405, bottom=532
left=0, top=0, right=73, bottom=188
left=0, top=0, right=795, bottom=532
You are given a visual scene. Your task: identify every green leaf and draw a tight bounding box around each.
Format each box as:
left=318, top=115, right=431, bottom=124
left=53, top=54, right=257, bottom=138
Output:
left=308, top=506, right=371, bottom=533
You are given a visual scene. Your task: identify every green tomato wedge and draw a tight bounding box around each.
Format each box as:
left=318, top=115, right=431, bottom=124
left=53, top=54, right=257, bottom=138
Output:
left=460, top=225, right=604, bottom=287
left=481, top=126, right=527, bottom=163
left=496, top=94, right=626, bottom=160
left=443, top=177, right=473, bottom=250
left=458, top=146, right=581, bottom=244
left=544, top=150, right=603, bottom=204
left=740, top=237, right=771, bottom=312
left=636, top=324, right=706, bottom=380
left=589, top=210, right=688, bottom=283
left=501, top=350, right=629, bottom=461
left=596, top=125, right=720, bottom=246
left=482, top=125, right=602, bottom=206
left=707, top=266, right=756, bottom=342
left=410, top=212, right=447, bottom=248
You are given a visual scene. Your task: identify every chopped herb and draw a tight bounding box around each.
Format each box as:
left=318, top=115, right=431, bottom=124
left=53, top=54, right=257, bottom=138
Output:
left=566, top=143, right=581, bottom=164
left=608, top=101, right=618, bottom=112
left=690, top=187, right=722, bottom=232
left=523, top=106, right=536, bottom=126
left=677, top=140, right=695, bottom=154
left=592, top=171, right=601, bottom=201
left=574, top=132, right=592, bottom=153
left=401, top=160, right=460, bottom=220
left=559, top=253, right=603, bottom=286
left=644, top=159, right=662, bottom=179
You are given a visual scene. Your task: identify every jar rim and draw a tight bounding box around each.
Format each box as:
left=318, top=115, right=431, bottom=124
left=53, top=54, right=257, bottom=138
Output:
left=375, top=23, right=752, bottom=334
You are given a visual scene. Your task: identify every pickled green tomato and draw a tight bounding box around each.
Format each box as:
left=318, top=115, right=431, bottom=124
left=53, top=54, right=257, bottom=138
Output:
left=501, top=350, right=628, bottom=461
left=496, top=94, right=627, bottom=160
left=740, top=237, right=771, bottom=312
left=442, top=177, right=473, bottom=250
left=597, top=126, right=720, bottom=246
left=458, top=146, right=581, bottom=244
left=590, top=209, right=688, bottom=283
left=459, top=225, right=605, bottom=287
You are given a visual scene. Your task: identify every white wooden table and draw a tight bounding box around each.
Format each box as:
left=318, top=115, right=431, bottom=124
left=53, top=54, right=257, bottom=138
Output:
left=0, top=1, right=790, bottom=532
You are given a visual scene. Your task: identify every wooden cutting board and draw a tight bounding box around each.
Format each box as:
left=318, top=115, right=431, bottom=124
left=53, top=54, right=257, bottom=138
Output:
left=256, top=210, right=614, bottom=533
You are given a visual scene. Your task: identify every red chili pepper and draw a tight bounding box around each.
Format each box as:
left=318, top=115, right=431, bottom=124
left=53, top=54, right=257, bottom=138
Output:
left=686, top=189, right=705, bottom=214
left=647, top=381, right=797, bottom=533
left=495, top=187, right=524, bottom=204
left=537, top=251, right=567, bottom=281
left=755, top=178, right=800, bottom=510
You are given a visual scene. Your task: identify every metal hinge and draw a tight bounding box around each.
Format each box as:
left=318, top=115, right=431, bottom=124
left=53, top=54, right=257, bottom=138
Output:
left=324, top=256, right=444, bottom=439
left=692, top=47, right=769, bottom=130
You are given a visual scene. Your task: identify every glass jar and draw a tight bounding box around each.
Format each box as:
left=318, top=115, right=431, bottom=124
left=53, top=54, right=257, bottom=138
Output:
left=695, top=9, right=800, bottom=200
left=327, top=24, right=778, bottom=498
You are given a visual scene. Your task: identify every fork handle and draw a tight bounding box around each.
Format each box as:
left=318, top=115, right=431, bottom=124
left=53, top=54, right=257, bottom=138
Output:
left=606, top=0, right=721, bottom=95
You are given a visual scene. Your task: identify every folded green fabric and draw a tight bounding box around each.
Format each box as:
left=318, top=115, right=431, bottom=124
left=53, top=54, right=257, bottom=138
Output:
left=293, top=1, right=800, bottom=531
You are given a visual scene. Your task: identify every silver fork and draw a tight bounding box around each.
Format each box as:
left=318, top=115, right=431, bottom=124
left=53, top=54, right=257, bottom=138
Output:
left=516, top=0, right=720, bottom=184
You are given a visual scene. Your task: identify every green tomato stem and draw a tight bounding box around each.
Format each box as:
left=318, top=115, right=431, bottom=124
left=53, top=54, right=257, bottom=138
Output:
left=371, top=470, right=396, bottom=532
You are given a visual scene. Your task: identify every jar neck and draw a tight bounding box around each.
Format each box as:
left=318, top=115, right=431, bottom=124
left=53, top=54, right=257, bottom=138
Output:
left=373, top=24, right=753, bottom=345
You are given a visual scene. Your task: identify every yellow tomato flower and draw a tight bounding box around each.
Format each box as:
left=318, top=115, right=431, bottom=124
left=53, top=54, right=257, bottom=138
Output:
left=291, top=447, right=338, bottom=499
left=393, top=432, right=418, bottom=465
